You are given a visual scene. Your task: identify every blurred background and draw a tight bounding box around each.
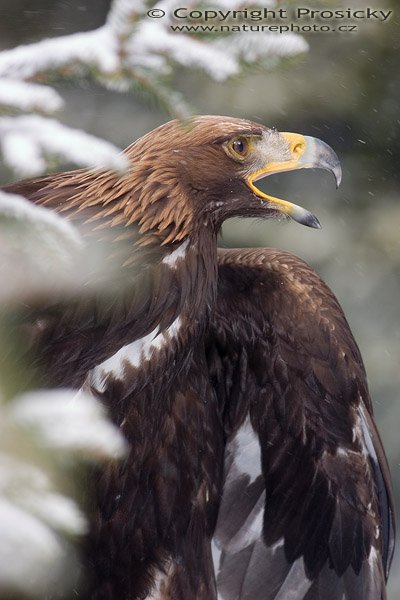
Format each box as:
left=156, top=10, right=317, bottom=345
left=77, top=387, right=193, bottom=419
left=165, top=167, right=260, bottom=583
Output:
left=0, top=0, right=399, bottom=596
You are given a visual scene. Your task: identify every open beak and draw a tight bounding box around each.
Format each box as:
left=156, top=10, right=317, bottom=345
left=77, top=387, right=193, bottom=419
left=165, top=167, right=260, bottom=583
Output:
left=247, top=133, right=342, bottom=228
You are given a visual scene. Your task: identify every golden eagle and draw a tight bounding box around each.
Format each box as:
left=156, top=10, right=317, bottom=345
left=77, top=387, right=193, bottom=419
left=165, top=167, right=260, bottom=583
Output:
left=3, top=116, right=395, bottom=599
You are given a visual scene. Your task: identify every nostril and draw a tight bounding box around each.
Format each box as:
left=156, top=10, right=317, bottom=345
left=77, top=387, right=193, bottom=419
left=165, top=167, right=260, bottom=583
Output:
left=293, top=142, right=305, bottom=157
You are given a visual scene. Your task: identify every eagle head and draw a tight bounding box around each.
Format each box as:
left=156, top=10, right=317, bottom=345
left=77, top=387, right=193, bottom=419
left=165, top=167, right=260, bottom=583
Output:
left=123, top=115, right=341, bottom=244
left=9, top=116, right=341, bottom=252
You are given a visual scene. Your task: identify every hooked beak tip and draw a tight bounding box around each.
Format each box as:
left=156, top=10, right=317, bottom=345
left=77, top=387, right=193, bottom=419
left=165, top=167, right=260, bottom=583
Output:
left=309, top=214, right=322, bottom=229
left=293, top=209, right=321, bottom=229
left=334, top=163, right=342, bottom=188
left=301, top=135, right=342, bottom=188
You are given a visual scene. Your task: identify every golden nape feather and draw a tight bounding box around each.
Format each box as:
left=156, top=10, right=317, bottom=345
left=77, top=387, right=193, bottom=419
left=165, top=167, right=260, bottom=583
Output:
left=1, top=116, right=394, bottom=600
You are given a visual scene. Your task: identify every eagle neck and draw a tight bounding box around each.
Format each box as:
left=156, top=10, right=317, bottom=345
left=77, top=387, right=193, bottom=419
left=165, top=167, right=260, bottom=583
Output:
left=85, top=229, right=219, bottom=394
left=160, top=228, right=218, bottom=334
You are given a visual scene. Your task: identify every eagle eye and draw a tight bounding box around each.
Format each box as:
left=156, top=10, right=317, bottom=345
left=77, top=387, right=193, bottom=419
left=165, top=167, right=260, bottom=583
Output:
left=225, top=136, right=251, bottom=161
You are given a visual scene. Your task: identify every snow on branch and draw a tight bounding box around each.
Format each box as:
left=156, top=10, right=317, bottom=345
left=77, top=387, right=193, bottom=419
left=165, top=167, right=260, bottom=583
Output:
left=0, top=78, right=64, bottom=113
left=0, top=189, right=81, bottom=247
left=106, top=0, right=148, bottom=37
left=10, top=389, right=128, bottom=461
left=213, top=32, right=309, bottom=64
left=0, top=28, right=119, bottom=81
left=0, top=387, right=126, bottom=598
left=0, top=0, right=308, bottom=177
left=0, top=190, right=117, bottom=303
left=0, top=115, right=128, bottom=176
left=0, top=190, right=83, bottom=303
left=128, top=21, right=238, bottom=81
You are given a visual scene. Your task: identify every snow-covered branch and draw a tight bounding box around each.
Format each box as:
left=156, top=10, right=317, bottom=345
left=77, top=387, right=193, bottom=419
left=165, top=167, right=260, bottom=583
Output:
left=0, top=189, right=80, bottom=245
left=0, top=28, right=119, bottom=81
left=0, top=190, right=118, bottom=302
left=0, top=387, right=127, bottom=598
left=0, top=0, right=308, bottom=178
left=0, top=78, right=64, bottom=113
left=0, top=116, right=128, bottom=176
left=0, top=189, right=129, bottom=597
left=11, top=389, right=127, bottom=461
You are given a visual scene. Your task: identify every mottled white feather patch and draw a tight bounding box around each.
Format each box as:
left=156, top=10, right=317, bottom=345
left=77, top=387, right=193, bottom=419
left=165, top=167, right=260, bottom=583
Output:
left=270, top=537, right=285, bottom=555
left=162, top=238, right=190, bottom=268
left=146, top=561, right=173, bottom=599
left=231, top=416, right=262, bottom=484
left=274, top=558, right=312, bottom=600
left=90, top=326, right=159, bottom=390
left=90, top=317, right=182, bottom=392
left=224, top=491, right=265, bottom=553
left=336, top=447, right=349, bottom=458
left=212, top=539, right=222, bottom=575
left=358, top=403, right=378, bottom=461
left=368, top=545, right=378, bottom=568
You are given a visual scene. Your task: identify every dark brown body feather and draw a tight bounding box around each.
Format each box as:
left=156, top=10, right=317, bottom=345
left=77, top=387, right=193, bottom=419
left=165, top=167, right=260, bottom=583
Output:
left=2, top=116, right=395, bottom=599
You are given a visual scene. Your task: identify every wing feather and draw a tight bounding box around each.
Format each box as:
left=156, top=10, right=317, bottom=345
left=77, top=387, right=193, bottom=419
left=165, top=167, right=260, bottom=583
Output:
left=208, top=247, right=395, bottom=600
